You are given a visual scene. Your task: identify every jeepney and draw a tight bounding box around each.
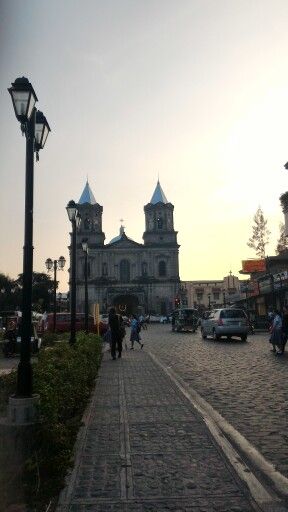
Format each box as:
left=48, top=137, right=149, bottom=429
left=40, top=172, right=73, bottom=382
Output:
left=171, top=308, right=199, bottom=333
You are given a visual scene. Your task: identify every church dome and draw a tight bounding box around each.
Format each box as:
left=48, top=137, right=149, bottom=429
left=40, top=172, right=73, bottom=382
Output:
left=109, top=225, right=134, bottom=244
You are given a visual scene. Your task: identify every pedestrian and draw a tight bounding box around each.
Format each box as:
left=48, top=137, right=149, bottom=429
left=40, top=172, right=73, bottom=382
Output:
left=139, top=314, right=147, bottom=330
left=108, top=308, right=122, bottom=360
left=269, top=309, right=283, bottom=355
left=130, top=314, right=144, bottom=350
left=281, top=305, right=288, bottom=353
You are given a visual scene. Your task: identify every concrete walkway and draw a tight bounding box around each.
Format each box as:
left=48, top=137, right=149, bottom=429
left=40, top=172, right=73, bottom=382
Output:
left=57, top=349, right=286, bottom=512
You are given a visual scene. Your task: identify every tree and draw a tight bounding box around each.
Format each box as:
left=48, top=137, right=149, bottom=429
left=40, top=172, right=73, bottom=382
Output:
left=15, top=272, right=54, bottom=312
left=247, top=207, right=270, bottom=258
left=275, top=222, right=288, bottom=254
left=0, top=273, right=19, bottom=311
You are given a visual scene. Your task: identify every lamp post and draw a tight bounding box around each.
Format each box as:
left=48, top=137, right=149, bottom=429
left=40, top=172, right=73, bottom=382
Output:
left=269, top=274, right=276, bottom=310
left=208, top=293, right=211, bottom=309
left=66, top=200, right=81, bottom=344
left=276, top=273, right=285, bottom=310
left=8, top=77, right=50, bottom=398
left=81, top=239, right=89, bottom=333
left=45, top=256, right=66, bottom=332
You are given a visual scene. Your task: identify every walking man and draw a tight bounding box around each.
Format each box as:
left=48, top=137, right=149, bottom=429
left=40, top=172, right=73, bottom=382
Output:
left=108, top=308, right=122, bottom=359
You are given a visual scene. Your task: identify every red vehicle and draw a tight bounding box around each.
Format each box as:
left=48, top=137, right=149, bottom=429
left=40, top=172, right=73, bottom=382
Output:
left=38, top=312, right=107, bottom=336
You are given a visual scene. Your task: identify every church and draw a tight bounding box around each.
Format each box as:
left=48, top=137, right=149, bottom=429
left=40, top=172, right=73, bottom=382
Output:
left=68, top=180, right=180, bottom=315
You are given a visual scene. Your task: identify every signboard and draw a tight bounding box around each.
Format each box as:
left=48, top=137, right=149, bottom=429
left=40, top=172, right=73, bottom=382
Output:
left=242, top=259, right=266, bottom=273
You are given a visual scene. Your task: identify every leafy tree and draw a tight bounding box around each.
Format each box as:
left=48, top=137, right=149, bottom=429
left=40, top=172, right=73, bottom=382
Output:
left=0, top=273, right=19, bottom=311
left=14, top=272, right=54, bottom=312
left=247, top=206, right=270, bottom=258
left=275, top=222, right=288, bottom=254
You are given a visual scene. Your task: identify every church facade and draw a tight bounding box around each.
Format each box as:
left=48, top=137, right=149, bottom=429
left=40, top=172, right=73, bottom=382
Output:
left=68, top=180, right=180, bottom=315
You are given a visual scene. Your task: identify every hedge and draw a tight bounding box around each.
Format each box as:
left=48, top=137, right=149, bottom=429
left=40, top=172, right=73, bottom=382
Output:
left=1, top=331, right=102, bottom=511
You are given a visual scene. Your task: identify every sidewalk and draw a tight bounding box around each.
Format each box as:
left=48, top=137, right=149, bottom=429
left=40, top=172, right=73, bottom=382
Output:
left=57, top=349, right=269, bottom=512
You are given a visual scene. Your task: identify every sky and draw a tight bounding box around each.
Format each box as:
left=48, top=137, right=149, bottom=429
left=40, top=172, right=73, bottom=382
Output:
left=1, top=0, right=288, bottom=292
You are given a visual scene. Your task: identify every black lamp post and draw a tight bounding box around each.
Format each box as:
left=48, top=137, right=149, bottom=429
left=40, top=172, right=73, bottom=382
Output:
left=276, top=273, right=285, bottom=310
left=208, top=293, right=211, bottom=309
left=66, top=200, right=81, bottom=344
left=45, top=256, right=66, bottom=332
left=8, top=77, right=50, bottom=397
left=270, top=274, right=276, bottom=310
left=81, top=239, right=89, bottom=333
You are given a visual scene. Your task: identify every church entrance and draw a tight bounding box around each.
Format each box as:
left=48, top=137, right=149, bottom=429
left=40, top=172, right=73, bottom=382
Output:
left=113, top=294, right=139, bottom=316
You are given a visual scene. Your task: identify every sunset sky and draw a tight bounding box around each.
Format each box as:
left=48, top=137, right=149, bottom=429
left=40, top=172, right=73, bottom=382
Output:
left=1, top=0, right=288, bottom=291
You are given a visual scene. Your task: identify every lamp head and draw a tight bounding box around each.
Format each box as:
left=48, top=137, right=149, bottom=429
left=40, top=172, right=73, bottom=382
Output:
left=45, top=258, right=53, bottom=271
left=66, top=200, right=77, bottom=222
left=8, top=77, right=38, bottom=124
left=58, top=256, right=66, bottom=269
left=81, top=238, right=89, bottom=253
left=35, top=111, right=51, bottom=151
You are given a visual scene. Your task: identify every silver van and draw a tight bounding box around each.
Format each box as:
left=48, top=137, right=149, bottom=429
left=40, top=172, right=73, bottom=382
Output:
left=201, top=308, right=249, bottom=341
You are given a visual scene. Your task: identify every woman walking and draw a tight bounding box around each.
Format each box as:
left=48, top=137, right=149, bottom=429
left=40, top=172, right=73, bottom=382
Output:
left=130, top=314, right=144, bottom=350
left=269, top=310, right=284, bottom=355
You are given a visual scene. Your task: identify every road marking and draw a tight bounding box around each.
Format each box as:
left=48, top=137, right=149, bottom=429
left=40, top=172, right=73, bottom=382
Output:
left=148, top=351, right=288, bottom=507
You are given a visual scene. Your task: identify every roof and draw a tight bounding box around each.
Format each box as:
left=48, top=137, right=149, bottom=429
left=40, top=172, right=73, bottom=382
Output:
left=150, top=180, right=168, bottom=204
left=78, top=181, right=97, bottom=205
left=108, top=225, right=139, bottom=245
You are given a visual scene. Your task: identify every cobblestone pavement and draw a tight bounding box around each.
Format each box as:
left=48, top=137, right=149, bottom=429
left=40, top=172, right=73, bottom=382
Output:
left=146, top=325, right=288, bottom=479
left=57, top=345, right=265, bottom=512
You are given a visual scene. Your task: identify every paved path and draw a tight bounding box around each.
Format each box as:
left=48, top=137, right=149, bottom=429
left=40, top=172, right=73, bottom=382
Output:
left=57, top=344, right=287, bottom=511
left=147, top=326, right=288, bottom=479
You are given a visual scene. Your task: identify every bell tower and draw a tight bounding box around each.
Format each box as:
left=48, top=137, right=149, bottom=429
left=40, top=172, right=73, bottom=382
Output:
left=143, top=180, right=178, bottom=246
left=76, top=181, right=105, bottom=246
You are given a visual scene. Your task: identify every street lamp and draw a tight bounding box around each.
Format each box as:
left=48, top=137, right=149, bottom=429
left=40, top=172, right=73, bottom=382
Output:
left=66, top=200, right=81, bottom=344
left=276, top=273, right=285, bottom=310
left=208, top=293, right=211, bottom=309
left=8, top=77, right=50, bottom=399
left=81, top=239, right=89, bottom=333
left=45, top=256, right=66, bottom=332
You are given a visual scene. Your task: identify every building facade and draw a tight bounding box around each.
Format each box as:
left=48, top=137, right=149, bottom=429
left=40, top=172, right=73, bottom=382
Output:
left=68, top=180, right=180, bottom=315
left=182, top=273, right=241, bottom=310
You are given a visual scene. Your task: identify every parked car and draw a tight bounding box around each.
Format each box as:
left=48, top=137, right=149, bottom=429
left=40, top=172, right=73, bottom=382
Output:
left=149, top=315, right=162, bottom=323
left=38, top=312, right=108, bottom=336
left=172, top=308, right=199, bottom=332
left=201, top=308, right=249, bottom=341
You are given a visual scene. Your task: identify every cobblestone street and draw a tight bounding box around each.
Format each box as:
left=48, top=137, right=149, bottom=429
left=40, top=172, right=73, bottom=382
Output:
left=58, top=325, right=288, bottom=511
left=147, top=325, right=288, bottom=479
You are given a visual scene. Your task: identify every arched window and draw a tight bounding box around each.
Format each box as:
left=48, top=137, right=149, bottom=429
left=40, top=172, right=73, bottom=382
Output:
left=157, top=216, right=163, bottom=229
left=84, top=216, right=91, bottom=230
left=142, top=262, right=148, bottom=276
left=120, top=259, right=130, bottom=283
left=159, top=260, right=166, bottom=277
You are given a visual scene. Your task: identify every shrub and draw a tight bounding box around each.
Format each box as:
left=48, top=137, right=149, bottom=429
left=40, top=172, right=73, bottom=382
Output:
left=22, top=332, right=102, bottom=510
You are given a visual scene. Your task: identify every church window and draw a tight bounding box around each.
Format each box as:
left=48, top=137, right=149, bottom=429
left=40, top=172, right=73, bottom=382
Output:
left=102, top=262, right=108, bottom=276
left=120, top=259, right=130, bottom=283
left=159, top=260, right=166, bottom=277
left=157, top=217, right=163, bottom=229
left=142, top=262, right=148, bottom=276
left=84, top=216, right=91, bottom=230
